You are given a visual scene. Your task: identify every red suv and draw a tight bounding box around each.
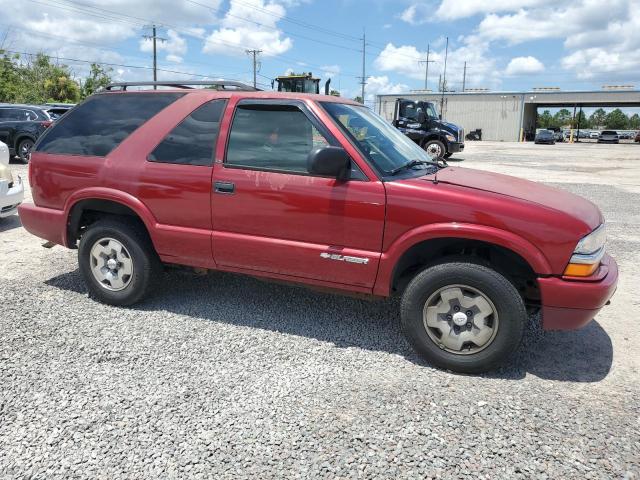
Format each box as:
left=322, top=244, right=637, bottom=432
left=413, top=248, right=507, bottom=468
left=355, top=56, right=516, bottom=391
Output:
left=19, top=81, right=618, bottom=373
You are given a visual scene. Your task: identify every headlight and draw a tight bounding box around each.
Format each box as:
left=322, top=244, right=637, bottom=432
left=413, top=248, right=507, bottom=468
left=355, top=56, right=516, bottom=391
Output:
left=564, top=224, right=606, bottom=277
left=445, top=134, right=456, bottom=142
left=0, top=164, right=13, bottom=183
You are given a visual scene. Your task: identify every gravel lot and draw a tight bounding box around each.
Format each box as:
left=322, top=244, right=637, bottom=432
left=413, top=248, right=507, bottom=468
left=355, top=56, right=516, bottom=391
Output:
left=1, top=141, right=639, bottom=479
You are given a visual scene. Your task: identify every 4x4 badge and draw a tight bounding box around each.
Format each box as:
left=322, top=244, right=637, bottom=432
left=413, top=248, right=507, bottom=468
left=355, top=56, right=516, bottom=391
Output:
left=320, top=252, right=369, bottom=265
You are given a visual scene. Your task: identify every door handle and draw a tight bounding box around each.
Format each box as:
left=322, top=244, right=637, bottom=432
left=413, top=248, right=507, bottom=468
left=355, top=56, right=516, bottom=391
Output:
left=214, top=181, right=235, bottom=194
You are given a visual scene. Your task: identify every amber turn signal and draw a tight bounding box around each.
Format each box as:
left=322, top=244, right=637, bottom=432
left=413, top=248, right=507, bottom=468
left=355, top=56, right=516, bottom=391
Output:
left=564, top=262, right=599, bottom=277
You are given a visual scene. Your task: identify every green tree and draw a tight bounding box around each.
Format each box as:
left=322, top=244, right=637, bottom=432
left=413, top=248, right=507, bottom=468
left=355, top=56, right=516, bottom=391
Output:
left=605, top=108, right=629, bottom=129
left=0, top=50, right=27, bottom=102
left=538, top=109, right=553, bottom=129
left=628, top=113, right=639, bottom=130
left=589, top=108, right=607, bottom=129
left=82, top=63, right=112, bottom=98
left=554, top=108, right=572, bottom=127
left=329, top=89, right=340, bottom=97
left=572, top=110, right=590, bottom=129
left=353, top=95, right=363, bottom=103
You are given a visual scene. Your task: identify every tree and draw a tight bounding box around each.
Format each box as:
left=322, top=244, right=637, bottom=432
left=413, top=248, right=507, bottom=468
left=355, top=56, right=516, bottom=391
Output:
left=0, top=50, right=27, bottom=102
left=629, top=113, right=640, bottom=130
left=605, top=108, right=629, bottom=129
left=82, top=63, right=112, bottom=98
left=329, top=89, right=340, bottom=97
left=554, top=108, right=572, bottom=127
left=572, top=110, right=590, bottom=129
left=589, top=108, right=607, bottom=129
left=353, top=95, right=363, bottom=103
left=538, top=110, right=553, bottom=129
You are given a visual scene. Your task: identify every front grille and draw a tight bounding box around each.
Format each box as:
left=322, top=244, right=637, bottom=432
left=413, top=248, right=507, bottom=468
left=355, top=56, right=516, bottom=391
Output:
left=1, top=203, right=19, bottom=213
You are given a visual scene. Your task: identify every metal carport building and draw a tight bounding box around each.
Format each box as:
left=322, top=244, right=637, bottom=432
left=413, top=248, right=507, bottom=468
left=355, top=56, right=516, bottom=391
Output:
left=375, top=89, right=640, bottom=141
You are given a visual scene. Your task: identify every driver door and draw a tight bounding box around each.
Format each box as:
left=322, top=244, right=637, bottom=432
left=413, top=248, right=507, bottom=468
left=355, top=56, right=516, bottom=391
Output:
left=211, top=99, right=385, bottom=289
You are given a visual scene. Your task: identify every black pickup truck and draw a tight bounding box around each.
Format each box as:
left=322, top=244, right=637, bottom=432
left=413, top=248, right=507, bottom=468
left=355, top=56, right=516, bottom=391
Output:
left=392, top=98, right=464, bottom=159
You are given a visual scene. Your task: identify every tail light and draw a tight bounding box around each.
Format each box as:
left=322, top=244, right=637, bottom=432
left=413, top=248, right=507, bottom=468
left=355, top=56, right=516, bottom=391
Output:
left=41, top=121, right=53, bottom=128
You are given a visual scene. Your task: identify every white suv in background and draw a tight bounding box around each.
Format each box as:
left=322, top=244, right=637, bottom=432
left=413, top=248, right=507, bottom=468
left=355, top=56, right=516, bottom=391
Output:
left=0, top=141, right=24, bottom=218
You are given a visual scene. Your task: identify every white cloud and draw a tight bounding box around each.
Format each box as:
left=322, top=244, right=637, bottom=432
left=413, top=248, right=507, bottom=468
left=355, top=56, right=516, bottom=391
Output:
left=399, top=4, right=432, bottom=25
left=140, top=30, right=188, bottom=63
left=434, top=0, right=555, bottom=20
left=321, top=65, right=341, bottom=78
left=365, top=76, right=410, bottom=103
left=373, top=40, right=501, bottom=91
left=505, top=56, right=545, bottom=75
left=202, top=0, right=293, bottom=57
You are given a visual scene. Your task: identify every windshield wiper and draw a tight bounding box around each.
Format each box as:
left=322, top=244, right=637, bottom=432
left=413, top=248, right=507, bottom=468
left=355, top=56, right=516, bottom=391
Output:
left=388, top=158, right=446, bottom=175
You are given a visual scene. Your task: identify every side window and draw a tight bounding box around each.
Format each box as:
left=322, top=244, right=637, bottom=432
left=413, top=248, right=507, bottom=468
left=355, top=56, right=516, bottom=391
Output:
left=20, top=110, right=37, bottom=121
left=148, top=100, right=226, bottom=166
left=36, top=93, right=184, bottom=156
left=226, top=104, right=330, bottom=174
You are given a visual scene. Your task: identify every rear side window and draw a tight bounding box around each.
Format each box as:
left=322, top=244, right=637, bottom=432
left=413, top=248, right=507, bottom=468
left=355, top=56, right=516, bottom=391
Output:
left=148, top=100, right=226, bottom=166
left=36, top=93, right=184, bottom=156
left=226, top=103, right=330, bottom=173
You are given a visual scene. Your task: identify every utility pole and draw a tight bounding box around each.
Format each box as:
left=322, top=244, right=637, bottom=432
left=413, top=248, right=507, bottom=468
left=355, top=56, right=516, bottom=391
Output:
left=462, top=61, right=467, bottom=92
left=418, top=44, right=434, bottom=91
left=245, top=49, right=262, bottom=88
left=359, top=29, right=366, bottom=104
left=143, top=25, right=166, bottom=89
left=439, top=36, right=449, bottom=120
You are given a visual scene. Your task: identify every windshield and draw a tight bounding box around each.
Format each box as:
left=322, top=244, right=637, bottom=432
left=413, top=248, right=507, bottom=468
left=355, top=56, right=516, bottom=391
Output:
left=322, top=102, right=439, bottom=175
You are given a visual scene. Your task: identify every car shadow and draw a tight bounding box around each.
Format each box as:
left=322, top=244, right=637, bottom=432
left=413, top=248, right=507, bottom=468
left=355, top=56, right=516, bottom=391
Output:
left=445, top=157, right=465, bottom=162
left=44, top=268, right=613, bottom=383
left=0, top=214, right=22, bottom=233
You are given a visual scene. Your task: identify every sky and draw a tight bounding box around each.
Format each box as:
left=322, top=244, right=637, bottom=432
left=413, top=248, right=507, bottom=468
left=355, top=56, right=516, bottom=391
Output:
left=0, top=0, right=638, bottom=106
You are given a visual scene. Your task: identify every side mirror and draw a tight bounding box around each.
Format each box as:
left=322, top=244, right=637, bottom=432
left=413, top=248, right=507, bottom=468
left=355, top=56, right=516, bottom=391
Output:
left=417, top=111, right=426, bottom=123
left=307, top=146, right=350, bottom=179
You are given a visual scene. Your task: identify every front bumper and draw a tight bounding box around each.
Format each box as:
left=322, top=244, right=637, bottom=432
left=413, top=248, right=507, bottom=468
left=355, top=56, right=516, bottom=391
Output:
left=448, top=141, right=464, bottom=153
left=0, top=175, right=25, bottom=218
left=538, top=254, right=618, bottom=330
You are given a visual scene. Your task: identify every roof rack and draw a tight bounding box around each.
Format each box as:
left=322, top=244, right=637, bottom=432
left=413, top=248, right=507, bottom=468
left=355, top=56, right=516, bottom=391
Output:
left=104, top=80, right=259, bottom=91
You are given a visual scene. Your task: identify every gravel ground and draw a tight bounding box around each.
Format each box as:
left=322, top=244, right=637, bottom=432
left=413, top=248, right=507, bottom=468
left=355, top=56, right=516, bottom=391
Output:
left=1, top=142, right=639, bottom=479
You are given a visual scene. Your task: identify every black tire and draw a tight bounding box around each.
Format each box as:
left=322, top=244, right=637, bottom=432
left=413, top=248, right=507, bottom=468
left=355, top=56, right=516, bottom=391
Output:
left=78, top=217, right=161, bottom=306
left=422, top=139, right=446, bottom=160
left=17, top=138, right=34, bottom=163
left=400, top=261, right=526, bottom=373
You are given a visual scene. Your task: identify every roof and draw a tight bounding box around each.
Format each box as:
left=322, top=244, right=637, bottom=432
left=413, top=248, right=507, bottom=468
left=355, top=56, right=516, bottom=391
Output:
left=96, top=89, right=360, bottom=105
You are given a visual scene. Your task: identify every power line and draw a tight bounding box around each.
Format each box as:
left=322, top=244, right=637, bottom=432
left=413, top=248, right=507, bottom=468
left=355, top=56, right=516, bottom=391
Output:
left=143, top=25, right=166, bottom=89
left=246, top=49, right=262, bottom=89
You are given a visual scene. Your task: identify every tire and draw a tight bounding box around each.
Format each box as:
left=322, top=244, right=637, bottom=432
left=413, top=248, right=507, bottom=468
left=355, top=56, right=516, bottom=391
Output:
left=17, top=138, right=34, bottom=163
left=443, top=152, right=453, bottom=159
left=400, top=261, right=526, bottom=373
left=422, top=139, right=446, bottom=160
left=78, top=217, right=161, bottom=306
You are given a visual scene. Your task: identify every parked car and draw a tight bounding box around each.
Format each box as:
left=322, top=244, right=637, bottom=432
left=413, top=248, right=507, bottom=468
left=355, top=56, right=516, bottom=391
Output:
left=589, top=131, right=600, bottom=139
left=0, top=140, right=24, bottom=218
left=42, top=103, right=76, bottom=120
left=19, top=80, right=618, bottom=373
left=547, top=127, right=564, bottom=142
left=534, top=129, right=555, bottom=144
left=0, top=104, right=53, bottom=162
left=635, top=131, right=640, bottom=143
left=598, top=130, right=619, bottom=144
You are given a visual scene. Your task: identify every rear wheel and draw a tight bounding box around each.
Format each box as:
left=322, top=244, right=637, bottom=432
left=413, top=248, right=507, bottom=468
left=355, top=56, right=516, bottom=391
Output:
left=17, top=138, right=34, bottom=163
left=422, top=139, right=446, bottom=160
left=78, top=218, right=161, bottom=306
left=400, top=261, right=526, bottom=373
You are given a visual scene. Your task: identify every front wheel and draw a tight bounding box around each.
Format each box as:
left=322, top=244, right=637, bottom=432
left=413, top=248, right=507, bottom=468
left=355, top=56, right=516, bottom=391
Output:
left=400, top=261, right=526, bottom=373
left=78, top=218, right=161, bottom=306
left=422, top=139, right=446, bottom=160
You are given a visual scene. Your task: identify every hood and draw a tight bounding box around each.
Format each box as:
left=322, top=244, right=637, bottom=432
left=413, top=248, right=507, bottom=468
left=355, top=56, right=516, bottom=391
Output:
left=438, top=121, right=459, bottom=131
left=431, top=166, right=602, bottom=229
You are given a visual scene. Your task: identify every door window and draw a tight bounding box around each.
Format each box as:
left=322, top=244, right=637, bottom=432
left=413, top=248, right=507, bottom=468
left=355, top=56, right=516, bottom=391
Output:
left=148, top=100, right=226, bottom=166
left=225, top=103, right=330, bottom=174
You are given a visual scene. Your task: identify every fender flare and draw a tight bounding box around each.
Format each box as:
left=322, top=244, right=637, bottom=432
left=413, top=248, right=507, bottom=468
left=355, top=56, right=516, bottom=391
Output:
left=373, top=222, right=552, bottom=296
left=63, top=187, right=158, bottom=247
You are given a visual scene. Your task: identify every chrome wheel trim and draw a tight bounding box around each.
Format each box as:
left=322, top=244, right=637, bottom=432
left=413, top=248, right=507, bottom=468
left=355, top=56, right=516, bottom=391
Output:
left=89, top=237, right=134, bottom=291
left=425, top=142, right=443, bottom=159
left=19, top=140, right=33, bottom=159
left=422, top=284, right=499, bottom=355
